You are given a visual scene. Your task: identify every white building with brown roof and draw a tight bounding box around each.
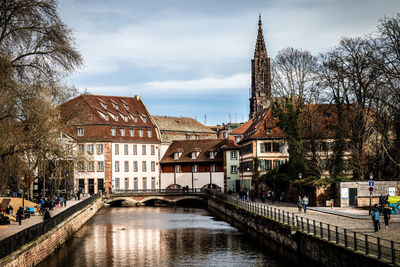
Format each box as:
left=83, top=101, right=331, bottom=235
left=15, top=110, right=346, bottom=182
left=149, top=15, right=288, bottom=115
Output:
left=60, top=94, right=161, bottom=194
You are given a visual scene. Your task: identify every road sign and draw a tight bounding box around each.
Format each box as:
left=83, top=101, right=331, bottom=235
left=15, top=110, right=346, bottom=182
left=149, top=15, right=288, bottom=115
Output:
left=369, top=180, right=374, bottom=187
left=369, top=187, right=374, bottom=192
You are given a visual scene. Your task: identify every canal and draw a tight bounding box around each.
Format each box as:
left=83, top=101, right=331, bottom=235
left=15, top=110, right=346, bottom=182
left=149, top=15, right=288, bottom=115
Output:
left=38, top=206, right=304, bottom=266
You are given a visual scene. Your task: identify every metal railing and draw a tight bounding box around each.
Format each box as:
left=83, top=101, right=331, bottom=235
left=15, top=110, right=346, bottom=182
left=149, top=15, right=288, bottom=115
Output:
left=113, top=188, right=205, bottom=195
left=207, top=191, right=399, bottom=265
left=0, top=193, right=100, bottom=260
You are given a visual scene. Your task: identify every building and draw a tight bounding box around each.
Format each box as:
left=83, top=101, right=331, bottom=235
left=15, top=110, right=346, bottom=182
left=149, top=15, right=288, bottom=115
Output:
left=153, top=116, right=217, bottom=159
left=220, top=137, right=240, bottom=192
left=60, top=94, right=160, bottom=194
left=250, top=15, right=272, bottom=119
left=210, top=122, right=245, bottom=139
left=160, top=139, right=228, bottom=191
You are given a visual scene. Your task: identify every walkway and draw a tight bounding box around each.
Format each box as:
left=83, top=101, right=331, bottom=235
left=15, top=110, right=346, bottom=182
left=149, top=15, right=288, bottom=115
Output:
left=0, top=196, right=89, bottom=241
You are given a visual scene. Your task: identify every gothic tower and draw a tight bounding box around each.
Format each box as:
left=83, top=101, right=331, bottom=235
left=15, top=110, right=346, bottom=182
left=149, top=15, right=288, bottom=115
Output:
left=249, top=15, right=271, bottom=119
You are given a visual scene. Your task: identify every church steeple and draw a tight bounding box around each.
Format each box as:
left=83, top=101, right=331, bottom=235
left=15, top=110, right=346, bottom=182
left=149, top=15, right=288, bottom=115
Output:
left=249, top=14, right=271, bottom=119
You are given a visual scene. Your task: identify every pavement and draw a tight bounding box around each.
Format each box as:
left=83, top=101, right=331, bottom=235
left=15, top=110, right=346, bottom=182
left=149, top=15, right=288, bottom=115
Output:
left=0, top=196, right=89, bottom=242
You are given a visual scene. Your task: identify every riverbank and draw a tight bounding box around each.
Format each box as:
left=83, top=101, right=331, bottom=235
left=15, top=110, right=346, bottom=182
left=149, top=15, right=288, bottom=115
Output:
left=0, top=195, right=102, bottom=267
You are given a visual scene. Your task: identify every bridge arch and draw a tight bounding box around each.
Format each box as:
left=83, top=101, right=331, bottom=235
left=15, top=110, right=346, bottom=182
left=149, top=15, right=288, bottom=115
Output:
left=202, top=183, right=221, bottom=191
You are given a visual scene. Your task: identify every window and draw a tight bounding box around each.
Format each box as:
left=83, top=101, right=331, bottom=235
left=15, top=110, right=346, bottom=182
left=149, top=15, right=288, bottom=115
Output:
left=174, top=152, right=180, bottom=160
left=88, top=161, right=95, bottom=172
left=273, top=160, right=280, bottom=169
left=143, top=117, right=147, bottom=123
left=147, top=130, right=152, bottom=138
left=133, top=145, right=137, bottom=155
left=67, top=145, right=73, bottom=154
left=223, top=132, right=228, bottom=138
left=101, top=102, right=107, bottom=109
left=124, top=104, right=129, bottom=111
left=124, top=161, right=129, bottom=172
left=142, top=161, right=147, bottom=172
left=151, top=161, right=155, bottom=172
left=192, top=151, right=199, bottom=159
left=104, top=114, right=109, bottom=121
left=133, top=161, right=138, bottom=172
left=265, top=160, right=272, bottom=170
left=192, top=165, right=198, bottom=173
left=230, top=151, right=237, bottom=160
left=87, top=144, right=94, bottom=154
left=260, top=143, right=271, bottom=153
left=186, top=134, right=190, bottom=140
left=151, top=177, right=155, bottom=190
left=195, top=134, right=200, bottom=140
left=231, top=165, right=238, bottom=174
left=142, top=145, right=146, bottom=155
left=115, top=178, right=120, bottom=189
left=97, top=161, right=104, bottom=171
left=235, top=136, right=241, bottom=143
left=124, top=144, right=128, bottom=155
left=77, top=161, right=85, bottom=171
left=115, top=144, right=119, bottom=155
left=139, top=130, right=143, bottom=137
left=143, top=177, right=147, bottom=190
left=133, top=116, right=137, bottom=122
left=151, top=145, right=155, bottom=155
left=115, top=104, right=119, bottom=110
left=115, top=161, right=120, bottom=172
left=124, top=115, right=128, bottom=122
left=77, top=128, right=84, bottom=136
left=175, top=165, right=181, bottom=173
left=134, top=177, right=138, bottom=190
left=210, top=151, right=215, bottom=159
left=97, top=144, right=104, bottom=154
left=120, top=128, right=125, bottom=136
left=124, top=178, right=129, bottom=189
left=129, top=129, right=134, bottom=137
left=111, top=128, right=116, bottom=136
left=78, top=144, right=84, bottom=154
left=114, top=114, right=118, bottom=121
left=210, top=164, right=216, bottom=172
left=266, top=128, right=272, bottom=135
left=272, top=143, right=280, bottom=152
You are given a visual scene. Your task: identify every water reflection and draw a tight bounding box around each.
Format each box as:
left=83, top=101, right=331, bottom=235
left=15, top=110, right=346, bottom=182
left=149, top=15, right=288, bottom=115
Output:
left=39, top=207, right=288, bottom=266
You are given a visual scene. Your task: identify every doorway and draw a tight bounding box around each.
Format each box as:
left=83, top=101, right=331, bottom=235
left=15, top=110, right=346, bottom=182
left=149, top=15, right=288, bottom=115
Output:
left=78, top=179, right=85, bottom=193
left=235, top=180, right=240, bottom=193
left=349, top=188, right=357, bottom=207
left=98, top=179, right=104, bottom=193
left=88, top=179, right=94, bottom=195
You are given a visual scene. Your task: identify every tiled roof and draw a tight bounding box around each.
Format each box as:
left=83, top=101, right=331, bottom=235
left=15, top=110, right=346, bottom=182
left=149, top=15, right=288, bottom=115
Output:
left=229, top=119, right=254, bottom=135
left=59, top=94, right=159, bottom=142
left=161, top=139, right=229, bottom=163
left=153, top=116, right=215, bottom=133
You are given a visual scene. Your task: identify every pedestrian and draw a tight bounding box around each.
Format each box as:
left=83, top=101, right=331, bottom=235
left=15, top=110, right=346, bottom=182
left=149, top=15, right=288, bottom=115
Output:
left=302, top=196, right=309, bottom=213
left=63, top=197, right=67, bottom=207
left=297, top=196, right=303, bottom=213
left=383, top=204, right=391, bottom=229
left=371, top=204, right=381, bottom=232
left=77, top=190, right=81, bottom=201
left=44, top=209, right=51, bottom=221
left=16, top=206, right=23, bottom=225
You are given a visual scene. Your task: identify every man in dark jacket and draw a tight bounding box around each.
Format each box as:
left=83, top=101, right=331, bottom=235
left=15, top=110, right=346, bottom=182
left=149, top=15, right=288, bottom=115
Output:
left=44, top=209, right=51, bottom=221
left=16, top=207, right=23, bottom=225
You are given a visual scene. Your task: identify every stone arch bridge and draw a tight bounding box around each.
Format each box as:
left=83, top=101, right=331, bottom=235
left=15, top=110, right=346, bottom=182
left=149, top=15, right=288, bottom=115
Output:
left=103, top=189, right=208, bottom=206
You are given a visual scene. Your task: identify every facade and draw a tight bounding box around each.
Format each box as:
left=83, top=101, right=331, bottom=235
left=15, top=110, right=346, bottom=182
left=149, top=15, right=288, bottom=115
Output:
left=153, top=116, right=217, bottom=159
left=160, top=139, right=228, bottom=190
left=220, top=137, right=240, bottom=192
left=60, top=94, right=160, bottom=194
left=250, top=15, right=272, bottom=119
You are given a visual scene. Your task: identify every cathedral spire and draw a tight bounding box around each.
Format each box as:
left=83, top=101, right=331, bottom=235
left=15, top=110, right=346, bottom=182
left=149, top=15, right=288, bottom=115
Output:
left=249, top=14, right=271, bottom=119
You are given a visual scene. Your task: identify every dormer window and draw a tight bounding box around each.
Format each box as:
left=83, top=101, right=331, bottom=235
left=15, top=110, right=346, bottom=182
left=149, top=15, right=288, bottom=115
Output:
left=210, top=151, right=216, bottom=159
left=115, top=104, right=119, bottom=110
left=114, top=114, right=118, bottom=121
left=142, top=116, right=147, bottom=123
left=139, top=129, right=143, bottom=137
left=111, top=128, right=116, bottom=136
left=192, top=151, right=200, bottom=159
left=174, top=152, right=180, bottom=160
left=147, top=130, right=152, bottom=138
left=105, top=114, right=109, bottom=121
left=266, top=128, right=272, bottom=135
left=133, top=116, right=138, bottom=123
left=129, top=129, right=134, bottom=137
left=77, top=128, right=84, bottom=136
left=124, top=104, right=129, bottom=111
left=124, top=115, right=128, bottom=122
left=100, top=102, right=107, bottom=109
left=120, top=128, right=125, bottom=136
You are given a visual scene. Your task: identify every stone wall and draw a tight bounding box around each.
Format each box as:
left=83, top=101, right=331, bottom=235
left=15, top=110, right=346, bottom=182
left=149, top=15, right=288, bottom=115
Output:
left=1, top=197, right=103, bottom=267
left=207, top=195, right=391, bottom=267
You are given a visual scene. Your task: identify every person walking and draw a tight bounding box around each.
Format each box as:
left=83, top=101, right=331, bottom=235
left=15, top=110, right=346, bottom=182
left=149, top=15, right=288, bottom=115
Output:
left=297, top=196, right=303, bottom=213
left=44, top=209, right=51, bottom=221
left=371, top=204, right=381, bottom=232
left=302, top=196, right=309, bottom=213
left=383, top=204, right=391, bottom=229
left=16, top=206, right=23, bottom=225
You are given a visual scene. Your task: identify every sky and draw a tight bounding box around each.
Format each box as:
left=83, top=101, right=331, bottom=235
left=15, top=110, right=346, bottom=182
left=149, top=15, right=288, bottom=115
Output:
left=58, top=0, right=400, bottom=126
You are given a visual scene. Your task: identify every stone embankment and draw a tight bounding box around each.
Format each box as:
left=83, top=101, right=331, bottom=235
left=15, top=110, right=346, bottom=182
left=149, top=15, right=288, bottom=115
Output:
left=0, top=196, right=103, bottom=267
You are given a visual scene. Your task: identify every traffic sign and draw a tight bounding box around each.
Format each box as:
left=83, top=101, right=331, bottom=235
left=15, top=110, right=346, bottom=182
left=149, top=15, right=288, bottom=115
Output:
left=369, top=180, right=374, bottom=187
left=369, top=187, right=374, bottom=192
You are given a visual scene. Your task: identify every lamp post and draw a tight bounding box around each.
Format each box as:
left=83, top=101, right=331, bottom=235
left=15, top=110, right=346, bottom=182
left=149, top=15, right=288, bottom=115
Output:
left=299, top=173, right=302, bottom=194
left=368, top=172, right=374, bottom=215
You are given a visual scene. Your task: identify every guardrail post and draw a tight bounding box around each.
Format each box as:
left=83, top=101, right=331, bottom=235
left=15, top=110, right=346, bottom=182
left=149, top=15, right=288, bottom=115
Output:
left=296, top=215, right=298, bottom=228
left=391, top=240, right=395, bottom=264
left=354, top=232, right=357, bottom=251
left=335, top=226, right=339, bottom=244
left=344, top=229, right=348, bottom=247
left=292, top=213, right=295, bottom=226
left=377, top=237, right=381, bottom=259
left=320, top=222, right=323, bottom=238
left=301, top=217, right=304, bottom=231
left=274, top=208, right=276, bottom=220
left=365, top=235, right=369, bottom=255
left=313, top=220, right=316, bottom=235
left=328, top=224, right=330, bottom=241
left=282, top=210, right=285, bottom=223
left=287, top=211, right=290, bottom=225
left=278, top=209, right=281, bottom=222
left=307, top=218, right=310, bottom=233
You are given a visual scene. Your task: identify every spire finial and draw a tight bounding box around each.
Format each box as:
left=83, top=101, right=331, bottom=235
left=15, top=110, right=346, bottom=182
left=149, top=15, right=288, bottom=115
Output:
left=258, top=14, right=262, bottom=27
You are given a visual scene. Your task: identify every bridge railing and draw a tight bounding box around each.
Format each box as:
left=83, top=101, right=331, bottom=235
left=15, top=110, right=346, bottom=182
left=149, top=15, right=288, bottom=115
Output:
left=0, top=193, right=100, bottom=260
left=113, top=188, right=204, bottom=195
left=207, top=190, right=400, bottom=265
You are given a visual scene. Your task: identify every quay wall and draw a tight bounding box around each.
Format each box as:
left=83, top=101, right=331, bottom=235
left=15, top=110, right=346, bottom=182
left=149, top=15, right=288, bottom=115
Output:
left=207, top=195, right=391, bottom=267
left=0, top=197, right=103, bottom=267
